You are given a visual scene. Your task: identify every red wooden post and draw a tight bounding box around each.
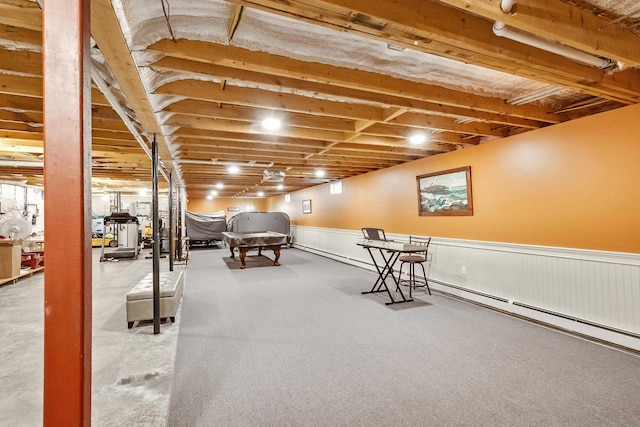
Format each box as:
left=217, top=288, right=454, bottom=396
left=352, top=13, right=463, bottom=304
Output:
left=42, top=0, right=92, bottom=425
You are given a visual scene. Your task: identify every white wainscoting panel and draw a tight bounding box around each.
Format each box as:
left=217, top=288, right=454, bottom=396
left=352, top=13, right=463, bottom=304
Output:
left=291, top=226, right=640, bottom=351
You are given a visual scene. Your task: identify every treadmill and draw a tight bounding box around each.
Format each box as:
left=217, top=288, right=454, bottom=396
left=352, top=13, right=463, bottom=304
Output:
left=100, top=212, right=140, bottom=261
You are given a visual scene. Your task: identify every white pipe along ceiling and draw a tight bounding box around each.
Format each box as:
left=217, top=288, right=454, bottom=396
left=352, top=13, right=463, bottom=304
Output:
left=494, top=0, right=619, bottom=70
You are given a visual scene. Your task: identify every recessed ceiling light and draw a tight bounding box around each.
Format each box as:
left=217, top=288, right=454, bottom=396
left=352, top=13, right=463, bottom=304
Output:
left=277, top=184, right=283, bottom=190
left=216, top=182, right=224, bottom=189
left=261, top=117, right=281, bottom=131
left=206, top=195, right=213, bottom=200
left=210, top=190, right=218, bottom=196
left=257, top=191, right=264, bottom=197
left=315, top=169, right=325, bottom=178
left=228, top=165, right=240, bottom=174
left=408, top=133, right=428, bottom=145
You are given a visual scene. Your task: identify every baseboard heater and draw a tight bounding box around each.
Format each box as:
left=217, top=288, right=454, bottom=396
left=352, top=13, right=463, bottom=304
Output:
left=511, top=301, right=640, bottom=340
left=429, top=278, right=640, bottom=342
left=294, top=245, right=640, bottom=344
left=293, top=244, right=368, bottom=267
left=293, top=243, right=347, bottom=259
left=427, top=278, right=509, bottom=304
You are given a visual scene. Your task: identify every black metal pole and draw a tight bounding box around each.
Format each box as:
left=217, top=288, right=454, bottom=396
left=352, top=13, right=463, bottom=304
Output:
left=152, top=135, right=160, bottom=334
left=177, top=187, right=182, bottom=261
left=168, top=171, right=174, bottom=272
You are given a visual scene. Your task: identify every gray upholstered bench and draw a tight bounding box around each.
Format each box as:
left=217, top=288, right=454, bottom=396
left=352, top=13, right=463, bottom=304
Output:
left=126, top=270, right=184, bottom=329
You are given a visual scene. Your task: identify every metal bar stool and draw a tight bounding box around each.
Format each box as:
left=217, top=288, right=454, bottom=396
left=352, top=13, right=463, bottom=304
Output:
left=398, top=236, right=431, bottom=298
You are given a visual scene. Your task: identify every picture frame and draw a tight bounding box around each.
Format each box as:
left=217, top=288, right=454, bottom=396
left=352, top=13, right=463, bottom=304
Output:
left=416, top=166, right=473, bottom=216
left=302, top=199, right=312, bottom=214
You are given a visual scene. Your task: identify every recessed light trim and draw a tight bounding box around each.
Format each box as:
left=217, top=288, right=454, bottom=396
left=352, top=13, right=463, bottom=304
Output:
left=408, top=133, right=428, bottom=145
left=261, top=117, right=281, bottom=131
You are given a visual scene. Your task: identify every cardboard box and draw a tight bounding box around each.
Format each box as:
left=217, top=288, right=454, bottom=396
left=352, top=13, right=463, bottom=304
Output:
left=0, top=240, right=21, bottom=279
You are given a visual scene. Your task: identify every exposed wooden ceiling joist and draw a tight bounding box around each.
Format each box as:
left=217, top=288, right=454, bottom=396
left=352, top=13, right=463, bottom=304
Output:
left=1, top=0, right=638, bottom=198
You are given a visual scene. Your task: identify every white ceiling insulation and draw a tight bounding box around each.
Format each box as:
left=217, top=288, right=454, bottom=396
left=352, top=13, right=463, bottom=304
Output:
left=231, top=8, right=549, bottom=100
left=574, top=0, right=640, bottom=19
left=113, top=0, right=235, bottom=50
left=4, top=0, right=637, bottom=195
left=114, top=0, right=563, bottom=108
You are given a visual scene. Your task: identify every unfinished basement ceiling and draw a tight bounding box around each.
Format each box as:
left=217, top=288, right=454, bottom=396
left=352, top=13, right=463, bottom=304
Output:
left=1, top=0, right=639, bottom=198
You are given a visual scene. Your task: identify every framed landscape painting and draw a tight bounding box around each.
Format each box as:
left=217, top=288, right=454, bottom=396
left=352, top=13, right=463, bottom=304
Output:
left=416, top=166, right=473, bottom=216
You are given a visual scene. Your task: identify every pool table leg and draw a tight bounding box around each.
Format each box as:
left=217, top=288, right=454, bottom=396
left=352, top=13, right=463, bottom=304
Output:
left=239, top=248, right=247, bottom=269
left=272, top=247, right=281, bottom=266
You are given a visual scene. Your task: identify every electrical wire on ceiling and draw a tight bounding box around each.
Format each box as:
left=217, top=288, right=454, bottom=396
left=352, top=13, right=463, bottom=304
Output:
left=160, top=0, right=177, bottom=42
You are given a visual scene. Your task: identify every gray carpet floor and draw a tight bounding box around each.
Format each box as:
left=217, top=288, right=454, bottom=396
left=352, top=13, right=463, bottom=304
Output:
left=167, top=247, right=640, bottom=427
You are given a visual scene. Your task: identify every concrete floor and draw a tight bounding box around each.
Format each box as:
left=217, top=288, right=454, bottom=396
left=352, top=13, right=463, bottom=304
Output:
left=0, top=248, right=185, bottom=426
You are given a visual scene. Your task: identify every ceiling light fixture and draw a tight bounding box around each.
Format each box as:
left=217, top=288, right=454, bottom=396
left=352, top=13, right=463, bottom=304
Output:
left=315, top=169, right=326, bottom=178
left=261, top=117, right=282, bottom=131
left=257, top=191, right=264, bottom=197
left=228, top=165, right=240, bottom=174
left=210, top=190, right=218, bottom=196
left=408, top=133, right=428, bottom=145
left=216, top=182, right=224, bottom=189
left=206, top=195, right=213, bottom=200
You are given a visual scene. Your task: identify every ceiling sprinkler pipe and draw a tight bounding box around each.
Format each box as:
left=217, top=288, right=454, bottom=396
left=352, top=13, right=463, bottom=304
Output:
left=493, top=21, right=615, bottom=70
left=177, top=159, right=275, bottom=168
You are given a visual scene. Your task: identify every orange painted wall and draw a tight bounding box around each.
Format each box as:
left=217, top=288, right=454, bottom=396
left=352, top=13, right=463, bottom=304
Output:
left=188, top=197, right=267, bottom=215
left=268, top=103, right=640, bottom=253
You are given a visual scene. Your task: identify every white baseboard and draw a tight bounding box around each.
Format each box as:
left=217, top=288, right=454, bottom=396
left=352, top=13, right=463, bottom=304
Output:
left=291, top=227, right=640, bottom=353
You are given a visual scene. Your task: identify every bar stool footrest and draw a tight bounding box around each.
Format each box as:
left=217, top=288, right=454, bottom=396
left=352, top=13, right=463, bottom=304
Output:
left=398, top=278, right=428, bottom=288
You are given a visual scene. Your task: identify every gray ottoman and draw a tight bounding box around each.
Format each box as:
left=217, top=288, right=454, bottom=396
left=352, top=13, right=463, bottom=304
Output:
left=126, top=271, right=184, bottom=329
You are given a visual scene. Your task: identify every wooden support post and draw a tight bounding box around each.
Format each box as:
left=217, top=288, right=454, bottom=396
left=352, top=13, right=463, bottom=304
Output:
left=42, top=0, right=92, bottom=425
